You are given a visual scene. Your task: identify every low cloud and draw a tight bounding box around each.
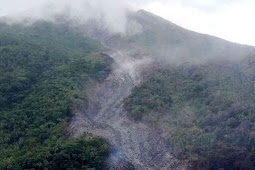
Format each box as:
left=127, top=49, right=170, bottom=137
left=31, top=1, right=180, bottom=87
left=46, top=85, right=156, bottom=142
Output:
left=0, top=0, right=131, bottom=34
left=1, top=0, right=254, bottom=45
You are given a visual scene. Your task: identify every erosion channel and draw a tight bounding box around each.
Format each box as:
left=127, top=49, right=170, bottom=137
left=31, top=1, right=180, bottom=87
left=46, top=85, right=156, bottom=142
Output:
left=69, top=53, right=185, bottom=170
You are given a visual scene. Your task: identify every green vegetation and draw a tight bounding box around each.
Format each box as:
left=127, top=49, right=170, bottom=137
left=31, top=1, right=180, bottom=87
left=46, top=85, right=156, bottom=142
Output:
left=0, top=22, right=110, bottom=169
left=125, top=63, right=255, bottom=169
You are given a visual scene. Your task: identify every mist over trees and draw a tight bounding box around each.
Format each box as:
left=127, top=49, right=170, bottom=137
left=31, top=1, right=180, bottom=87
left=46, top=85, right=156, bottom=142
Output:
left=0, top=2, right=255, bottom=169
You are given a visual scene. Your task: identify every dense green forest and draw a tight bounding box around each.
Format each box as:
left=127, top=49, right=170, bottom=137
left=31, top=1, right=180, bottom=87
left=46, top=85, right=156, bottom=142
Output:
left=0, top=22, right=110, bottom=169
left=125, top=61, right=255, bottom=169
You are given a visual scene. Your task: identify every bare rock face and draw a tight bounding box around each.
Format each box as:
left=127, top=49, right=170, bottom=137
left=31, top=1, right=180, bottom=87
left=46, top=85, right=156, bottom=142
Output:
left=103, top=152, right=135, bottom=170
left=68, top=10, right=255, bottom=170
left=69, top=53, right=186, bottom=169
left=103, top=161, right=135, bottom=170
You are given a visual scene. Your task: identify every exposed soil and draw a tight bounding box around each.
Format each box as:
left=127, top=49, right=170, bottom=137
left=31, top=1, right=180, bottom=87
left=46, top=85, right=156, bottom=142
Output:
left=69, top=53, right=186, bottom=170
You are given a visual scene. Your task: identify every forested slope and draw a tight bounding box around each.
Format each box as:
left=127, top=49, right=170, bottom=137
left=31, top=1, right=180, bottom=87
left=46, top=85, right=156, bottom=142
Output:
left=2, top=9, right=255, bottom=170
left=0, top=22, right=110, bottom=169
left=125, top=60, right=255, bottom=169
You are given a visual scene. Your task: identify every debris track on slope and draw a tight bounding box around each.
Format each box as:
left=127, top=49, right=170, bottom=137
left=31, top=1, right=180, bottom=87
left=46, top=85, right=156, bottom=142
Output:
left=69, top=52, right=186, bottom=170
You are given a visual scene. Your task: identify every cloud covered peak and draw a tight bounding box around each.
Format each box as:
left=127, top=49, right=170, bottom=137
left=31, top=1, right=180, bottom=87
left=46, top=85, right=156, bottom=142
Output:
left=1, top=0, right=131, bottom=34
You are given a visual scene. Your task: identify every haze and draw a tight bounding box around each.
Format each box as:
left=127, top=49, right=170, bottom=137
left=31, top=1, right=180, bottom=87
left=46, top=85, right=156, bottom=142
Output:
left=0, top=0, right=254, bottom=46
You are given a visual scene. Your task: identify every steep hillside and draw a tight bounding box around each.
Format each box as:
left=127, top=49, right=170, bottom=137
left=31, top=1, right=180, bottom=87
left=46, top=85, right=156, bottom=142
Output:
left=69, top=52, right=185, bottom=170
left=1, top=9, right=255, bottom=170
left=125, top=59, right=255, bottom=169
left=69, top=10, right=255, bottom=170
left=117, top=11, right=255, bottom=170
left=0, top=22, right=110, bottom=169
left=94, top=10, right=255, bottom=64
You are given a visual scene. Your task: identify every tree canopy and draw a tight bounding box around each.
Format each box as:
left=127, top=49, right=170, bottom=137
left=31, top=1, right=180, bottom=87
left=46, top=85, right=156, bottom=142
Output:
left=0, top=21, right=110, bottom=169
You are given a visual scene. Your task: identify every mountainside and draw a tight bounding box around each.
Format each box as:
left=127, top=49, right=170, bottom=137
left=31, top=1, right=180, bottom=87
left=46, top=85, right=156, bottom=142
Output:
left=90, top=10, right=254, bottom=64
left=1, top=9, right=255, bottom=170
left=125, top=61, right=255, bottom=169
left=79, top=10, right=255, bottom=169
left=69, top=52, right=185, bottom=169
left=121, top=10, right=255, bottom=170
left=0, top=22, right=110, bottom=169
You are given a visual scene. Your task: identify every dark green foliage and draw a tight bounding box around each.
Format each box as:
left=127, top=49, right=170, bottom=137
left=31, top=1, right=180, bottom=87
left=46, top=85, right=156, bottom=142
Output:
left=125, top=75, right=172, bottom=121
left=0, top=22, right=109, bottom=169
left=125, top=63, right=255, bottom=169
left=5, top=138, right=108, bottom=170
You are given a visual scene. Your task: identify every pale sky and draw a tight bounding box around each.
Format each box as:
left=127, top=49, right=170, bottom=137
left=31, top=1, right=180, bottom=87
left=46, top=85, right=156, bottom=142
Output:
left=0, top=0, right=254, bottom=46
left=137, top=0, right=255, bottom=46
